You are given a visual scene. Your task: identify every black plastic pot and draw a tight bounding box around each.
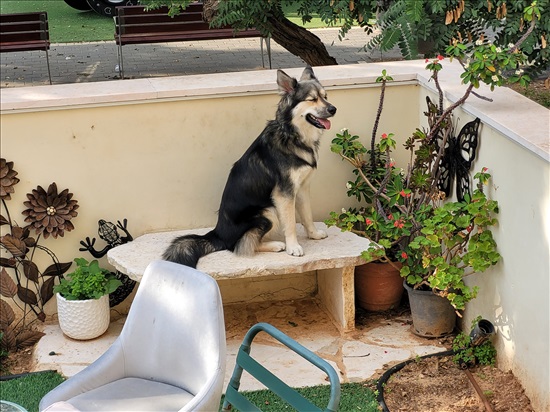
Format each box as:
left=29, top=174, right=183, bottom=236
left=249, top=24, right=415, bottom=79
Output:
left=404, top=282, right=456, bottom=337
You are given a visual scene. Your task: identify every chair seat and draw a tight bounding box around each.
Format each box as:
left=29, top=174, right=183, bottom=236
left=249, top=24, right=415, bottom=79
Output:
left=59, top=377, right=195, bottom=411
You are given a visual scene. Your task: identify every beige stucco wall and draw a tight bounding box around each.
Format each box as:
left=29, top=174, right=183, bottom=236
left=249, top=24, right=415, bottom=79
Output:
left=0, top=68, right=417, bottom=316
left=416, top=75, right=549, bottom=412
left=463, top=124, right=549, bottom=412
left=1, top=61, right=548, bottom=411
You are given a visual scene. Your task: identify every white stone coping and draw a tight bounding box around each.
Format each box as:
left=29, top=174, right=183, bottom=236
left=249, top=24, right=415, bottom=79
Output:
left=1, top=60, right=547, bottom=161
left=107, top=223, right=373, bottom=282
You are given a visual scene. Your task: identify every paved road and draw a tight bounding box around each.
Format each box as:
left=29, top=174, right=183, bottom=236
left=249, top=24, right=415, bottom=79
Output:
left=0, top=27, right=402, bottom=88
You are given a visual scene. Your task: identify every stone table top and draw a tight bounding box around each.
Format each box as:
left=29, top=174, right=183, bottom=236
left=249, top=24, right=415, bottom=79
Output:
left=107, top=222, right=373, bottom=282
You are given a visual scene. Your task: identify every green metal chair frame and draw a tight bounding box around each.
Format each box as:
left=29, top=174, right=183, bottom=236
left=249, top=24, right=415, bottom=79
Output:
left=222, top=322, right=341, bottom=412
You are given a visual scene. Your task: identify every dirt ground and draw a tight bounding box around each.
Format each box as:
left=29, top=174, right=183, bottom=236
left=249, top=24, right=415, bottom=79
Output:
left=355, top=305, right=535, bottom=412
left=2, top=346, right=35, bottom=376
left=382, top=355, right=534, bottom=412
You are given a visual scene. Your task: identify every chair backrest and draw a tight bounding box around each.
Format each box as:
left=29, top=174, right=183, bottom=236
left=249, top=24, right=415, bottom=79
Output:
left=118, top=260, right=226, bottom=395
left=222, top=323, right=341, bottom=412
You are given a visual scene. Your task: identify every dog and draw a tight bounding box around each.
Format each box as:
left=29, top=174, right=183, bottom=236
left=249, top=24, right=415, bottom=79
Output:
left=163, top=66, right=337, bottom=268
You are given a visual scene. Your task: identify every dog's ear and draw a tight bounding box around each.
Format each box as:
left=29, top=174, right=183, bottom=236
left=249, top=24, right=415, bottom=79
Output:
left=300, top=66, right=317, bottom=81
left=277, top=70, right=297, bottom=95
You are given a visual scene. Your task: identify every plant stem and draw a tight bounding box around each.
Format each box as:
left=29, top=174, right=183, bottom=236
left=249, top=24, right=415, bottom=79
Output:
left=511, top=18, right=536, bottom=53
left=426, top=83, right=474, bottom=143
left=370, top=79, right=386, bottom=172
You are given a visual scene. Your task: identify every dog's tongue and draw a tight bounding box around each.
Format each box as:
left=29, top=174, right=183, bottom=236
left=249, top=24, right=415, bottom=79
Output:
left=319, top=118, right=331, bottom=130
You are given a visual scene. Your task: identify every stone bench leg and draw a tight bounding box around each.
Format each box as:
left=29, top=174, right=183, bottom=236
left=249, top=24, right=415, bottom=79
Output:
left=316, top=266, right=355, bottom=332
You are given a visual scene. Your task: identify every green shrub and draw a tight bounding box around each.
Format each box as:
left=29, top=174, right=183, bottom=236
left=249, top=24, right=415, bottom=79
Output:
left=53, top=258, right=121, bottom=300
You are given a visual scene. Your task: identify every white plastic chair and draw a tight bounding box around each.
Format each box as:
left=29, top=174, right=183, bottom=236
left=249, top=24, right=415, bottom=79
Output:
left=40, top=260, right=226, bottom=412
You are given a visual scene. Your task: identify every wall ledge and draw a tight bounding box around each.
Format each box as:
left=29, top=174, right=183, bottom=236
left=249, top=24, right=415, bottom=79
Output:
left=1, top=60, right=547, bottom=162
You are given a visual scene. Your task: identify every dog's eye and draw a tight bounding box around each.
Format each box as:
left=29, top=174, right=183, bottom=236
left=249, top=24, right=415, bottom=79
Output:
left=307, top=97, right=318, bottom=102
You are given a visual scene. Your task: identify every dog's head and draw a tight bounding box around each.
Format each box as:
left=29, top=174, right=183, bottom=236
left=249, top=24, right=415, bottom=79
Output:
left=276, top=67, right=337, bottom=133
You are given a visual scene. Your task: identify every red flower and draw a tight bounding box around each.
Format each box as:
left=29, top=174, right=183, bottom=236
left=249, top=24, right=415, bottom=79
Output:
left=393, top=219, right=404, bottom=229
left=387, top=213, right=393, bottom=220
left=437, top=54, right=444, bottom=61
left=401, top=252, right=408, bottom=259
left=365, top=218, right=373, bottom=225
left=399, top=189, right=411, bottom=198
left=381, top=133, right=388, bottom=139
left=482, top=167, right=488, bottom=172
left=425, top=58, right=429, bottom=63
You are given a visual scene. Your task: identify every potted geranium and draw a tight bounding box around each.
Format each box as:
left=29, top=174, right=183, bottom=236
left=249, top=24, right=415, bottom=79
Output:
left=400, top=170, right=501, bottom=336
left=326, top=126, right=409, bottom=311
left=327, top=24, right=533, bottom=329
left=53, top=257, right=121, bottom=340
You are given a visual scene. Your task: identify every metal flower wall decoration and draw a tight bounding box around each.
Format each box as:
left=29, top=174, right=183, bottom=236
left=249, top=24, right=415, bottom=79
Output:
left=0, top=159, right=77, bottom=351
left=0, top=158, right=20, bottom=201
left=22, top=183, right=79, bottom=239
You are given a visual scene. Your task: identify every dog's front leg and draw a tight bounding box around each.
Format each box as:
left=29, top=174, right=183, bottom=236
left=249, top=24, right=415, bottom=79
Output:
left=273, top=190, right=303, bottom=256
left=296, top=179, right=328, bottom=240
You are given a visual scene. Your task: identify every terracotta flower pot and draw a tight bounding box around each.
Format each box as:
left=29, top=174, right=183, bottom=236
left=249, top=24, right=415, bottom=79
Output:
left=355, top=261, right=404, bottom=311
left=56, top=293, right=110, bottom=340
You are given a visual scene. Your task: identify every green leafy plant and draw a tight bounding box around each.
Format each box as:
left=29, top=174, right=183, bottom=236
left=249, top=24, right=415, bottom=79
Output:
left=401, top=170, right=501, bottom=310
left=452, top=317, right=497, bottom=367
left=53, top=258, right=121, bottom=301
left=327, top=28, right=530, bottom=309
left=326, top=128, right=416, bottom=263
left=367, top=0, right=548, bottom=76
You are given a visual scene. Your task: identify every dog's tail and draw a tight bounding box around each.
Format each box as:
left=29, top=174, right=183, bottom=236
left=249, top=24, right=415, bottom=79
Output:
left=162, top=230, right=225, bottom=268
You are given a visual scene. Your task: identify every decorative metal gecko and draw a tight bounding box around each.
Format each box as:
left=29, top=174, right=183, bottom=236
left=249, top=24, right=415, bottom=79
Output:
left=79, top=218, right=135, bottom=307
left=79, top=218, right=133, bottom=258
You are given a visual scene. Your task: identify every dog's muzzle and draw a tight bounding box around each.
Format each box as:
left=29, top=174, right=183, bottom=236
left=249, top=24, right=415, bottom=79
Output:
left=306, top=104, right=337, bottom=130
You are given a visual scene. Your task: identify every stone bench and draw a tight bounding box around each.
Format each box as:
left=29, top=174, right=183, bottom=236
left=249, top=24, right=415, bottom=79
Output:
left=107, top=223, right=372, bottom=332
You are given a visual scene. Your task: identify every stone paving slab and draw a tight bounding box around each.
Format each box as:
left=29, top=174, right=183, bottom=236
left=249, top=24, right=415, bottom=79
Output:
left=34, top=298, right=447, bottom=392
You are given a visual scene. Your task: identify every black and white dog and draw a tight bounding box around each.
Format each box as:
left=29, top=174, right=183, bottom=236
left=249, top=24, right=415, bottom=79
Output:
left=163, top=67, right=336, bottom=268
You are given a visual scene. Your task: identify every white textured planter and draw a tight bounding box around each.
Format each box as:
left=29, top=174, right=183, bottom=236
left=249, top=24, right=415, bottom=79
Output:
left=56, top=293, right=110, bottom=340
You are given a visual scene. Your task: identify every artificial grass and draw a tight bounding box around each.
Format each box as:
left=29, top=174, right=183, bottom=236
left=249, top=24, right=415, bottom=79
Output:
left=1, top=371, right=378, bottom=412
left=221, top=382, right=380, bottom=412
left=0, top=371, right=65, bottom=412
left=0, top=1, right=329, bottom=44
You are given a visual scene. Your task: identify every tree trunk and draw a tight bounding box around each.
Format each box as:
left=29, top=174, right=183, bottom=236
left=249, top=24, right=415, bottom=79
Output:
left=202, top=0, right=219, bottom=23
left=266, top=15, right=338, bottom=66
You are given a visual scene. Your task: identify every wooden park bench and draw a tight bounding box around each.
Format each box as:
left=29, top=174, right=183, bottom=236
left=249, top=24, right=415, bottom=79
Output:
left=0, top=12, right=52, bottom=84
left=107, top=223, right=374, bottom=332
left=114, top=3, right=271, bottom=79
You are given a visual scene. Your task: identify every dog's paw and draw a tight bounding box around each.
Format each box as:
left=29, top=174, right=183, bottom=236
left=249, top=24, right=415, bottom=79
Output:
left=286, top=243, right=304, bottom=257
left=308, top=229, right=328, bottom=240
left=259, top=241, right=286, bottom=253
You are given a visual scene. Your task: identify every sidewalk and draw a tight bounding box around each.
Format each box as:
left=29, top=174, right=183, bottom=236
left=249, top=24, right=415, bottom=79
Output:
left=0, top=27, right=402, bottom=88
